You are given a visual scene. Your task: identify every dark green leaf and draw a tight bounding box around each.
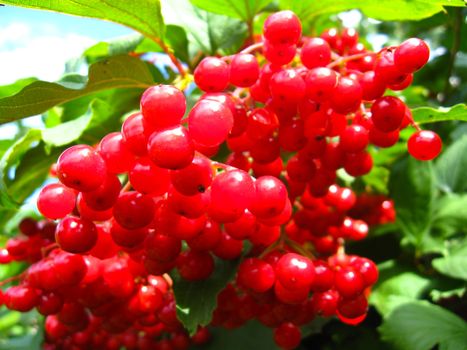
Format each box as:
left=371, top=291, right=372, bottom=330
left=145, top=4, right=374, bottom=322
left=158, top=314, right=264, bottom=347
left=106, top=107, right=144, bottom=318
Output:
left=172, top=258, right=240, bottom=335
left=380, top=301, right=467, bottom=350
left=370, top=261, right=431, bottom=316
left=412, top=104, right=467, bottom=125
left=0, top=55, right=153, bottom=124
left=435, top=135, right=467, bottom=193
left=190, top=0, right=272, bottom=21
left=2, top=0, right=165, bottom=40
left=200, top=321, right=279, bottom=350
left=388, top=156, right=434, bottom=247
left=279, top=0, right=466, bottom=21
left=83, top=34, right=144, bottom=64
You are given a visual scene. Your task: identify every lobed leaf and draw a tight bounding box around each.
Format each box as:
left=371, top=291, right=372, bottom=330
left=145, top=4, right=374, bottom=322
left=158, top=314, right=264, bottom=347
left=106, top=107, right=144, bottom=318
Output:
left=190, top=0, right=272, bottom=21
left=279, top=0, right=466, bottom=21
left=1, top=0, right=165, bottom=40
left=172, top=258, right=240, bottom=335
left=379, top=301, right=467, bottom=350
left=0, top=55, right=153, bottom=124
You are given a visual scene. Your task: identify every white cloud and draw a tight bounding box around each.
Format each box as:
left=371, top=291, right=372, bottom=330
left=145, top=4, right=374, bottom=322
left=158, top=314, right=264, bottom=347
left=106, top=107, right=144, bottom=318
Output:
left=0, top=22, right=95, bottom=84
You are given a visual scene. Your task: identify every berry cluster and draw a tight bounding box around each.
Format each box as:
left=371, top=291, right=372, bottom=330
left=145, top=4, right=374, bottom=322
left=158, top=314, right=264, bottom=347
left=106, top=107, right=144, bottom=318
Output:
left=0, top=9, right=436, bottom=350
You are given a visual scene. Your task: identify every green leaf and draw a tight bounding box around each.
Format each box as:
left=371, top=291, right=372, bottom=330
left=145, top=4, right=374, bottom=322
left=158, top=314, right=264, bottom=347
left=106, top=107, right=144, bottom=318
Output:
left=380, top=301, right=467, bottom=350
left=0, top=78, right=37, bottom=99
left=433, top=240, right=467, bottom=281
left=0, top=130, right=42, bottom=208
left=388, top=156, right=434, bottom=247
left=370, top=261, right=432, bottom=317
left=435, top=135, right=467, bottom=193
left=83, top=34, right=144, bottom=64
left=201, top=321, right=279, bottom=350
left=412, top=104, right=467, bottom=125
left=432, top=194, right=467, bottom=235
left=0, top=55, right=153, bottom=124
left=279, top=0, right=466, bottom=21
left=161, top=0, right=248, bottom=57
left=172, top=258, right=240, bottom=335
left=2, top=0, right=165, bottom=40
left=190, top=0, right=272, bottom=21
left=361, top=166, right=390, bottom=194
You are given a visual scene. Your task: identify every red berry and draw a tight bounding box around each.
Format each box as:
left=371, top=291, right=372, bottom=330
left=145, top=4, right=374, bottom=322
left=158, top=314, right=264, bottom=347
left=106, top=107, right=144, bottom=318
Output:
left=147, top=126, right=194, bottom=170
left=194, top=57, right=230, bottom=92
left=273, top=322, right=301, bottom=350
left=335, top=267, right=365, bottom=298
left=55, top=216, right=98, bottom=253
left=230, top=53, right=260, bottom=87
left=170, top=155, right=213, bottom=196
left=140, top=85, right=186, bottom=129
left=394, top=38, right=430, bottom=73
left=237, top=258, right=275, bottom=293
left=371, top=96, right=406, bottom=132
left=264, top=11, right=302, bottom=45
left=300, top=37, right=331, bottom=68
left=177, top=250, right=214, bottom=281
left=270, top=69, right=306, bottom=103
left=121, top=112, right=148, bottom=156
left=4, top=285, right=39, bottom=312
left=129, top=157, right=170, bottom=195
left=408, top=130, right=442, bottom=161
left=275, top=253, right=314, bottom=290
left=98, top=132, right=135, bottom=174
left=37, top=183, right=76, bottom=219
left=57, top=145, right=107, bottom=192
left=113, top=192, right=155, bottom=230
left=250, top=176, right=288, bottom=218
left=82, top=173, right=121, bottom=211
left=340, top=125, right=369, bottom=153
left=188, top=99, right=234, bottom=147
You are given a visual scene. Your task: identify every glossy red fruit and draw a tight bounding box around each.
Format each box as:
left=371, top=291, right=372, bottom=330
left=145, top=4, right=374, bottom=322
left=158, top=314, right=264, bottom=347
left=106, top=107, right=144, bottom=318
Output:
left=300, top=37, right=331, bottom=68
left=230, top=53, right=260, bottom=87
left=394, top=38, right=430, bottom=73
left=113, top=192, right=155, bottom=229
left=57, top=145, right=107, bottom=192
left=408, top=130, right=442, bottom=161
left=177, top=250, right=214, bottom=281
left=337, top=294, right=368, bottom=319
left=335, top=267, right=365, bottom=298
left=129, top=157, right=170, bottom=195
left=273, top=322, right=301, bottom=349
left=55, top=216, right=98, bottom=253
left=194, top=57, right=230, bottom=92
left=98, top=132, right=135, bottom=174
left=147, top=126, right=194, bottom=170
left=250, top=176, right=288, bottom=219
left=263, top=11, right=302, bottom=45
left=37, top=183, right=76, bottom=219
left=4, top=285, right=39, bottom=312
left=276, top=253, right=314, bottom=290
left=140, top=85, right=186, bottom=130
left=237, top=258, right=275, bottom=293
left=371, top=96, right=406, bottom=132
left=82, top=173, right=121, bottom=211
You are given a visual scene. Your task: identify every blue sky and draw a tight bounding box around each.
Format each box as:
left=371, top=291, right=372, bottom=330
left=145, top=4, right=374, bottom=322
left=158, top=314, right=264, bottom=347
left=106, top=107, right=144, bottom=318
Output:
left=0, top=5, right=135, bottom=84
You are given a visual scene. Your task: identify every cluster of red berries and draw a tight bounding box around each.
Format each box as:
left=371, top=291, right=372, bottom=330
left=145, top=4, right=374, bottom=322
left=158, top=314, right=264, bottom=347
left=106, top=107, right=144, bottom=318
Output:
left=0, top=9, right=437, bottom=350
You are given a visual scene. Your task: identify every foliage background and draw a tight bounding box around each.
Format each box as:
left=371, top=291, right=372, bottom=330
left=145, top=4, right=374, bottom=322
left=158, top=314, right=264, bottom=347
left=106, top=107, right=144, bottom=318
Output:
left=0, top=1, right=466, bottom=349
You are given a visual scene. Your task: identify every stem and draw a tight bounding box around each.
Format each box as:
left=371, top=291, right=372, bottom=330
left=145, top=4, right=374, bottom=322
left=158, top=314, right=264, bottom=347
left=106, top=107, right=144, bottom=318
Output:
left=0, top=272, right=26, bottom=287
left=327, top=52, right=375, bottom=69
left=442, top=8, right=462, bottom=104
left=240, top=42, right=264, bottom=54
left=151, top=37, right=187, bottom=78
left=121, top=181, right=132, bottom=193
left=41, top=243, right=59, bottom=258
left=284, top=237, right=315, bottom=260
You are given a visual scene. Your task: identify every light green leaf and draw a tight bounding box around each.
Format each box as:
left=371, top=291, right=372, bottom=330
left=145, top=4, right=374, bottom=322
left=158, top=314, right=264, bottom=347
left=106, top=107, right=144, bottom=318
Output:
left=190, top=0, right=272, bottom=21
left=370, top=261, right=431, bottom=317
left=172, top=258, right=240, bottom=335
left=380, top=301, right=467, bottom=350
left=388, top=156, right=434, bottom=247
left=0, top=129, right=42, bottom=208
left=279, top=0, right=466, bottom=21
left=432, top=194, right=467, bottom=235
left=0, top=55, right=153, bottom=124
left=435, top=135, right=467, bottom=193
left=2, top=0, right=165, bottom=40
left=433, top=240, right=467, bottom=281
left=162, top=0, right=248, bottom=57
left=0, top=78, right=37, bottom=99
left=412, top=104, right=467, bottom=125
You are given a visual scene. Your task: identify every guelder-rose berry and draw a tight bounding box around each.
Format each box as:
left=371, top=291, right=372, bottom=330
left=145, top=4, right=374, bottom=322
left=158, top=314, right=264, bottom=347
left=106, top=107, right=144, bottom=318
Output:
left=37, top=183, right=76, bottom=219
left=300, top=37, right=331, bottom=68
left=250, top=176, right=288, bottom=218
left=113, top=192, right=155, bottom=230
left=408, top=130, right=442, bottom=161
left=57, top=145, right=107, bottom=192
left=188, top=99, right=234, bottom=147
left=371, top=96, right=406, bottom=132
left=275, top=253, right=314, bottom=290
left=98, top=132, right=135, bottom=174
left=194, top=57, right=230, bottom=92
left=147, top=126, right=194, bottom=169
left=140, top=85, right=186, bottom=129
left=394, top=38, right=430, bottom=73
left=237, top=258, right=275, bottom=293
left=230, top=53, right=260, bottom=87
left=273, top=322, right=301, bottom=349
left=55, top=216, right=98, bottom=254
left=263, top=11, right=302, bottom=45
left=177, top=250, right=215, bottom=281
